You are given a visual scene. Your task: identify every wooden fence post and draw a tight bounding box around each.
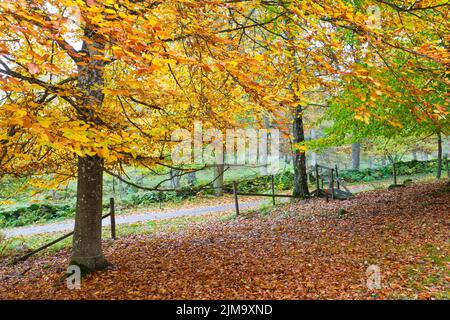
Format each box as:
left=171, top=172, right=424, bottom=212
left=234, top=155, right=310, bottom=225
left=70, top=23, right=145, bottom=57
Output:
left=330, top=169, right=335, bottom=200
left=445, top=155, right=450, bottom=179
left=110, top=197, right=116, bottom=240
left=233, top=181, right=240, bottom=216
left=315, top=164, right=320, bottom=196
left=271, top=175, right=276, bottom=206
left=335, top=165, right=340, bottom=190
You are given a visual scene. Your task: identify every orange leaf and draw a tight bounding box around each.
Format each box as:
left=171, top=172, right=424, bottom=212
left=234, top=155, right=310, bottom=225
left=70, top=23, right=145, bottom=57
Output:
left=27, top=63, right=39, bottom=75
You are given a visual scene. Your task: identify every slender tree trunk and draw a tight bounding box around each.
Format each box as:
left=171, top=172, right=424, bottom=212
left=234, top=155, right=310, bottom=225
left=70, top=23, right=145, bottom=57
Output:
left=352, top=142, right=361, bottom=170
left=71, top=27, right=108, bottom=271
left=169, top=169, right=181, bottom=189
left=388, top=156, right=398, bottom=185
left=187, top=172, right=197, bottom=186
left=437, top=133, right=442, bottom=179
left=393, top=161, right=397, bottom=185
left=293, top=106, right=309, bottom=198
left=386, top=153, right=397, bottom=185
left=213, top=164, right=225, bottom=197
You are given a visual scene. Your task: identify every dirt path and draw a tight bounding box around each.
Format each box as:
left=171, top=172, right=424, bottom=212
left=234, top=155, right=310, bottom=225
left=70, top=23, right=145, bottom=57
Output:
left=2, top=183, right=374, bottom=238
left=2, top=200, right=264, bottom=238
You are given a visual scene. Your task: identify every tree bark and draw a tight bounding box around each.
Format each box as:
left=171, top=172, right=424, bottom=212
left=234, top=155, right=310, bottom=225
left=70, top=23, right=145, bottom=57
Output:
left=169, top=169, right=181, bottom=189
left=71, top=156, right=108, bottom=271
left=293, top=106, right=309, bottom=198
left=437, top=133, right=442, bottom=179
left=187, top=172, right=197, bottom=186
left=213, top=164, right=225, bottom=197
left=70, top=27, right=108, bottom=271
left=388, top=157, right=398, bottom=185
left=393, top=161, right=397, bottom=185
left=352, top=142, right=361, bottom=170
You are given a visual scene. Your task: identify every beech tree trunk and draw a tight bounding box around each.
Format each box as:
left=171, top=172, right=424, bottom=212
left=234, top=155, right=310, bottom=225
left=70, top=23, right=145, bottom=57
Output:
left=70, top=28, right=108, bottom=271
left=187, top=172, right=197, bottom=186
left=71, top=156, right=108, bottom=270
left=352, top=142, right=361, bottom=170
left=393, top=161, right=397, bottom=185
left=170, top=169, right=181, bottom=189
left=387, top=155, right=398, bottom=185
left=213, top=164, right=225, bottom=197
left=293, top=106, right=309, bottom=198
left=437, top=133, right=442, bottom=179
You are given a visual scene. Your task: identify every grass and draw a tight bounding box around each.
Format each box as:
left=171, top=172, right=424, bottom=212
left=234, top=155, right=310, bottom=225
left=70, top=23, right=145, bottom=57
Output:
left=346, top=172, right=438, bottom=190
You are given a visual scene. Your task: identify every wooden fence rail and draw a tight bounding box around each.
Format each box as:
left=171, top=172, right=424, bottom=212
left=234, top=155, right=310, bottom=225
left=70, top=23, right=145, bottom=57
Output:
left=313, top=164, right=352, bottom=201
left=13, top=198, right=117, bottom=264
left=232, top=175, right=298, bottom=216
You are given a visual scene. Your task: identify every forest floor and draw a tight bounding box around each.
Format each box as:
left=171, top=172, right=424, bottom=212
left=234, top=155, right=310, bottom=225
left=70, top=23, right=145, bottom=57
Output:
left=0, top=180, right=448, bottom=300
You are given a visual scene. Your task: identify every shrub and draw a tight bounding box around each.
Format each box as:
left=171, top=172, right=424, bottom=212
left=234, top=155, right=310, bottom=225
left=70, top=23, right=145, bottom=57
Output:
left=123, top=190, right=193, bottom=207
left=0, top=204, right=74, bottom=228
left=231, top=170, right=294, bottom=194
left=339, top=160, right=437, bottom=183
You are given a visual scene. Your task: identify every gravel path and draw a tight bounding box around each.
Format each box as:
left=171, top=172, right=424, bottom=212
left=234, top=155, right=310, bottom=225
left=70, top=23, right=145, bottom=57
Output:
left=2, top=184, right=373, bottom=238
left=2, top=200, right=263, bottom=238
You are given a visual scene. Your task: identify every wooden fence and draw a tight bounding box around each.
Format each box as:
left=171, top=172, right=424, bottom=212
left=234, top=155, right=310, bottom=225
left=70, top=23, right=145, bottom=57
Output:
left=13, top=197, right=117, bottom=264
left=232, top=174, right=297, bottom=216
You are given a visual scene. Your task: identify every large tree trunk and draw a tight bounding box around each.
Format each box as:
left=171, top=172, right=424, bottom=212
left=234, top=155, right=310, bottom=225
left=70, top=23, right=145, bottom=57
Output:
left=437, top=133, right=443, bottom=179
left=71, top=156, right=108, bottom=271
left=293, top=106, right=309, bottom=198
left=70, top=27, right=108, bottom=271
left=352, top=142, right=361, bottom=170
